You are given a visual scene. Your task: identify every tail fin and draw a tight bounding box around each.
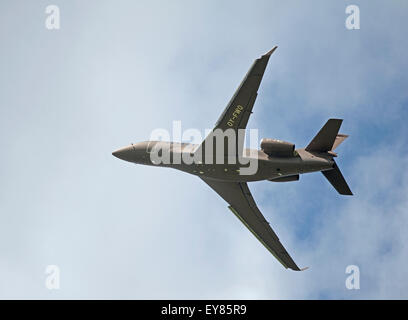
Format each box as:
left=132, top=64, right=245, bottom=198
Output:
left=305, top=119, right=343, bottom=152
left=332, top=134, right=349, bottom=151
left=306, top=119, right=353, bottom=195
left=322, top=161, right=353, bottom=195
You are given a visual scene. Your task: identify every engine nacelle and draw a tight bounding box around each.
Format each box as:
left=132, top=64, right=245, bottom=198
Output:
left=260, top=138, right=295, bottom=157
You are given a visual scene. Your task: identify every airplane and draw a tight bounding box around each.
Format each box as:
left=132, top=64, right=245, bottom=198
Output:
left=112, top=46, right=352, bottom=271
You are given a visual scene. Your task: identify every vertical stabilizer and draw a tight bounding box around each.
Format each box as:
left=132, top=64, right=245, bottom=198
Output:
left=332, top=134, right=349, bottom=151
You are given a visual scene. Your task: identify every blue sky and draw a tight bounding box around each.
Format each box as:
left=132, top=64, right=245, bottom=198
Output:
left=1, top=0, right=408, bottom=299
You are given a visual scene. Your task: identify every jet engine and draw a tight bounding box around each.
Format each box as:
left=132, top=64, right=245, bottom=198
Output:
left=260, top=138, right=295, bottom=157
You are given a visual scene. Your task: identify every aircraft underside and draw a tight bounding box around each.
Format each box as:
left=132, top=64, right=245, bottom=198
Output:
left=113, top=47, right=352, bottom=271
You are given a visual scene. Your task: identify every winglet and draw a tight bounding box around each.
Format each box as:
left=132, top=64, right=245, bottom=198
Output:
left=264, top=46, right=278, bottom=56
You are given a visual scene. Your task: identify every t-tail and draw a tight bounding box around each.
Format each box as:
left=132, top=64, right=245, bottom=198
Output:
left=305, top=119, right=353, bottom=196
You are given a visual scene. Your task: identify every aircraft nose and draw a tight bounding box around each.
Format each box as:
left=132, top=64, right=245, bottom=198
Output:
left=112, top=145, right=134, bottom=162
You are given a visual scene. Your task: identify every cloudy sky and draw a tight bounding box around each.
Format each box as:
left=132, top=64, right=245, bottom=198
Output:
left=1, top=0, right=407, bottom=299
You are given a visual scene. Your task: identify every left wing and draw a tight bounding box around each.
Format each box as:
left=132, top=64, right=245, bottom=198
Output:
left=201, top=177, right=305, bottom=271
left=194, top=47, right=277, bottom=159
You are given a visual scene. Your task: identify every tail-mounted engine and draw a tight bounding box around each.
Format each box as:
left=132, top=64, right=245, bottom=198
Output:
left=260, top=138, right=295, bottom=157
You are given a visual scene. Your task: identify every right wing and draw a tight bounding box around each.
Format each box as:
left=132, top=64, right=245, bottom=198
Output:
left=201, top=177, right=306, bottom=271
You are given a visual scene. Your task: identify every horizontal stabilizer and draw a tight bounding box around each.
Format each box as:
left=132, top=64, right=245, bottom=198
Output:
left=322, top=161, right=353, bottom=195
left=306, top=119, right=342, bottom=152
